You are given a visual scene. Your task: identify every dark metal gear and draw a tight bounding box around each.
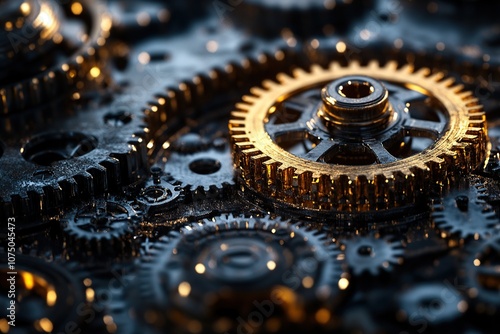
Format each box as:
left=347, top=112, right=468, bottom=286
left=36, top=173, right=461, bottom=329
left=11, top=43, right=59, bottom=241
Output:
left=460, top=236, right=500, bottom=316
left=60, top=198, right=141, bottom=259
left=133, top=214, right=346, bottom=333
left=0, top=255, right=90, bottom=333
left=432, top=180, right=500, bottom=241
left=341, top=235, right=404, bottom=276
left=165, top=148, right=235, bottom=199
left=0, top=98, right=149, bottom=225
left=0, top=0, right=111, bottom=116
left=396, top=282, right=467, bottom=332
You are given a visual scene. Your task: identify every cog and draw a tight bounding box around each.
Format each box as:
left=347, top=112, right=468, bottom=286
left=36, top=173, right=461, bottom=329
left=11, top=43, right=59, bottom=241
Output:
left=165, top=148, right=235, bottom=199
left=432, top=180, right=500, bottom=241
left=460, top=236, right=500, bottom=316
left=61, top=198, right=141, bottom=259
left=341, top=235, right=404, bottom=276
left=0, top=255, right=89, bottom=333
left=229, top=60, right=488, bottom=212
left=134, top=214, right=346, bottom=332
left=396, top=282, right=467, bottom=331
left=0, top=0, right=111, bottom=116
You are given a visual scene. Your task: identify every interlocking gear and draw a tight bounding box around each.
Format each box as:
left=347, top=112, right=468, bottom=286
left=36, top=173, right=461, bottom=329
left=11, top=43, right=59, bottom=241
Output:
left=0, top=255, right=89, bottom=333
left=165, top=148, right=235, bottom=199
left=432, top=179, right=500, bottom=241
left=341, top=235, right=404, bottom=276
left=134, top=214, right=346, bottom=332
left=230, top=61, right=488, bottom=212
left=61, top=198, right=140, bottom=259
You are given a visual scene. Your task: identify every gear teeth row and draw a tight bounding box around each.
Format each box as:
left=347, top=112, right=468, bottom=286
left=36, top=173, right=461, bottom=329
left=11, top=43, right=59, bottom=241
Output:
left=229, top=60, right=489, bottom=212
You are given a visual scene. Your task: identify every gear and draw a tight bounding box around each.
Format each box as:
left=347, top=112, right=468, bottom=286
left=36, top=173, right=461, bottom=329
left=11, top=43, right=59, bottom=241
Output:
left=133, top=166, right=183, bottom=215
left=0, top=97, right=149, bottom=225
left=460, top=236, right=500, bottom=316
left=133, top=214, right=346, bottom=332
left=60, top=198, right=141, bottom=259
left=396, top=282, right=467, bottom=332
left=341, top=235, right=404, bottom=276
left=432, top=179, right=500, bottom=241
left=231, top=0, right=371, bottom=38
left=229, top=60, right=488, bottom=212
left=165, top=148, right=235, bottom=199
left=0, top=0, right=111, bottom=116
left=0, top=255, right=90, bottom=333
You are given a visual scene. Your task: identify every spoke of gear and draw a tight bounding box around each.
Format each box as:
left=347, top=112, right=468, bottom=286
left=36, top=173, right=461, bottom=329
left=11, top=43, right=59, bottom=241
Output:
left=133, top=214, right=346, bottom=332
left=432, top=178, right=500, bottom=241
left=60, top=198, right=141, bottom=259
left=341, top=235, right=404, bottom=276
left=229, top=60, right=488, bottom=212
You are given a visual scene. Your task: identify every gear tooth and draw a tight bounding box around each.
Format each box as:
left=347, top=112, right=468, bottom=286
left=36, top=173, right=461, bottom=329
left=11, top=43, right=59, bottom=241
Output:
left=414, top=67, right=431, bottom=77
left=250, top=86, right=267, bottom=96
left=458, top=90, right=473, bottom=100
left=292, top=68, right=307, bottom=78
left=385, top=60, right=398, bottom=71
left=263, top=79, right=278, bottom=88
left=242, top=95, right=259, bottom=104
left=367, top=60, right=380, bottom=69
left=450, top=83, right=465, bottom=93
left=441, top=77, right=455, bottom=87
left=310, top=64, right=324, bottom=74
left=276, top=73, right=292, bottom=84
left=234, top=103, right=251, bottom=111
left=328, top=61, right=342, bottom=72
left=399, top=64, right=414, bottom=74
left=231, top=110, right=249, bottom=119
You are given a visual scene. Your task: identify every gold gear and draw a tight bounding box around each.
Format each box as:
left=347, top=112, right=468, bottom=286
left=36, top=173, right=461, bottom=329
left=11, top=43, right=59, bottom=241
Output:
left=229, top=60, right=488, bottom=212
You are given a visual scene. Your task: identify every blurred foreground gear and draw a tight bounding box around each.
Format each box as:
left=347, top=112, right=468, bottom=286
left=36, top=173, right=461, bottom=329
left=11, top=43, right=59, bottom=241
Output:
left=230, top=61, right=488, bottom=212
left=432, top=180, right=500, bottom=241
left=134, top=214, right=346, bottom=333
left=61, top=198, right=140, bottom=260
left=231, top=0, right=371, bottom=37
left=461, top=236, right=500, bottom=317
left=0, top=255, right=89, bottom=333
left=0, top=0, right=111, bottom=116
left=341, top=235, right=404, bottom=276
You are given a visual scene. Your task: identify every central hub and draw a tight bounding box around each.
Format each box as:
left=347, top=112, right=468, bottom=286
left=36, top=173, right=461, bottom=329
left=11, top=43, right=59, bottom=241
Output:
left=319, top=75, right=392, bottom=133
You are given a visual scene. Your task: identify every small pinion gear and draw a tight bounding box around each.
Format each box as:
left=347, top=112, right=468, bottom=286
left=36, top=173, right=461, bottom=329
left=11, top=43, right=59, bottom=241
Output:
left=61, top=198, right=141, bottom=259
left=229, top=61, right=488, bottom=212
left=341, top=235, right=404, bottom=276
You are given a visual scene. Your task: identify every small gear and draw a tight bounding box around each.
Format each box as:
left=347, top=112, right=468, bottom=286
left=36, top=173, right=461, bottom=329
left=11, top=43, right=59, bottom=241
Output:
left=231, top=0, right=371, bottom=38
left=460, top=236, right=500, bottom=316
left=133, top=214, right=346, bottom=332
left=61, top=198, right=141, bottom=259
left=396, top=282, right=467, bottom=332
left=132, top=166, right=183, bottom=215
left=341, top=235, right=404, bottom=276
left=0, top=255, right=90, bottom=333
left=432, top=179, right=500, bottom=241
left=165, top=148, right=235, bottom=199
left=229, top=60, right=488, bottom=212
left=0, top=0, right=111, bottom=116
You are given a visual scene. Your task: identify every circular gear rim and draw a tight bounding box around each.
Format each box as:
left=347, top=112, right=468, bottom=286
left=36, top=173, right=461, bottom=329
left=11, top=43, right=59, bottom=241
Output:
left=229, top=60, right=488, bottom=212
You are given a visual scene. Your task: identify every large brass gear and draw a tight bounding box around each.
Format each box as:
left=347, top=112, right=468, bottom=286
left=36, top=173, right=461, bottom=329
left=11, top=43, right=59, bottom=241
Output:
left=229, top=61, right=488, bottom=212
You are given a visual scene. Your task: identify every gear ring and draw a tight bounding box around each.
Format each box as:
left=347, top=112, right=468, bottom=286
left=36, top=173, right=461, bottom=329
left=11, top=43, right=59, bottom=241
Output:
left=134, top=214, right=346, bottom=332
left=229, top=60, right=488, bottom=212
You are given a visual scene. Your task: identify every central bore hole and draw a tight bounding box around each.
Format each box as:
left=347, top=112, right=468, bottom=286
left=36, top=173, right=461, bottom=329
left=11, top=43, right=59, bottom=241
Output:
left=189, top=158, right=221, bottom=175
left=338, top=80, right=374, bottom=99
